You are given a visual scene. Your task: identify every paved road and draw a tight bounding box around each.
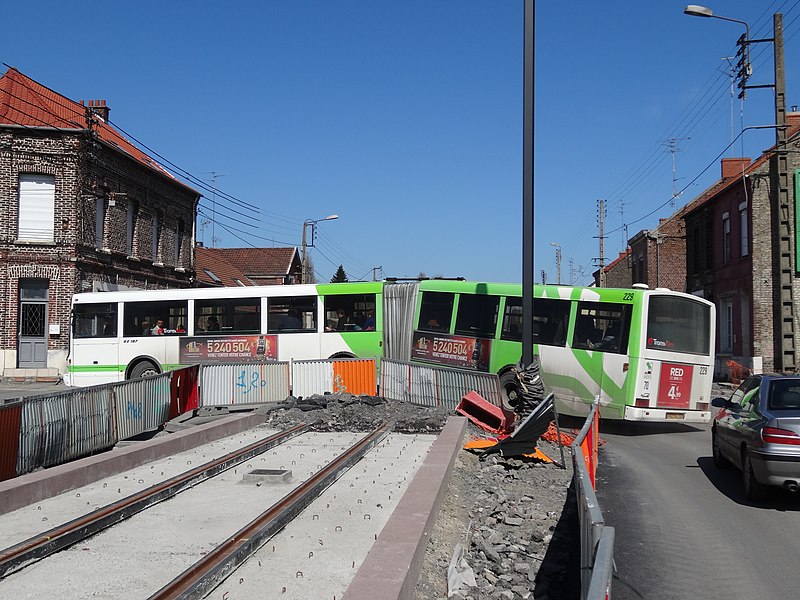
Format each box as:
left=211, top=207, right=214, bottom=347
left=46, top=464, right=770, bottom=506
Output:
left=595, top=420, right=800, bottom=600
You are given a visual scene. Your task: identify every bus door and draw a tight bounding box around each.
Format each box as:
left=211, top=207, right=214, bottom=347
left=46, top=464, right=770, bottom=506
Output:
left=71, top=302, right=121, bottom=386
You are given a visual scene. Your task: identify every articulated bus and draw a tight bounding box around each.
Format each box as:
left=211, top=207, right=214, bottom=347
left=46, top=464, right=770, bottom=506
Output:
left=65, top=282, right=383, bottom=387
left=67, top=280, right=715, bottom=422
left=383, top=280, right=716, bottom=422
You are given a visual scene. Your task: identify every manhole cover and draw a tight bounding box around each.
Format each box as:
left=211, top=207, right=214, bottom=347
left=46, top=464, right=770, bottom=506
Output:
left=243, top=469, right=292, bottom=483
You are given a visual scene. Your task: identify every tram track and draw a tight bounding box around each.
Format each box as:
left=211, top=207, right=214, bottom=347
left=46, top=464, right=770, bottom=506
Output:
left=149, top=422, right=392, bottom=600
left=0, top=422, right=311, bottom=579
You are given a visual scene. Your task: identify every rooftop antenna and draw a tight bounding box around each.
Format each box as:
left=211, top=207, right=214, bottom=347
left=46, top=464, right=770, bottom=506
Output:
left=201, top=172, right=225, bottom=248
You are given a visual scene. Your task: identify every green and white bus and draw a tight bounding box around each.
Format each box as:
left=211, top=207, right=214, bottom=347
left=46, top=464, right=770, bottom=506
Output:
left=381, top=280, right=716, bottom=422
left=65, top=282, right=383, bottom=387
left=67, top=279, right=715, bottom=422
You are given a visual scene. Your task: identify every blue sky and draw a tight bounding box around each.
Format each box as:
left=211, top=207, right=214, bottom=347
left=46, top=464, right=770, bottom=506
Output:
left=4, top=1, right=798, bottom=284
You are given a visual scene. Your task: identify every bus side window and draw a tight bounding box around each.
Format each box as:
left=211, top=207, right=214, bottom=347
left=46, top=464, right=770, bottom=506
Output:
left=418, top=291, right=454, bottom=333
left=573, top=302, right=631, bottom=353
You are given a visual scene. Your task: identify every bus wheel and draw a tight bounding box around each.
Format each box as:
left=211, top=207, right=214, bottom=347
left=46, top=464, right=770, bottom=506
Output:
left=130, top=361, right=159, bottom=379
left=499, top=371, right=520, bottom=409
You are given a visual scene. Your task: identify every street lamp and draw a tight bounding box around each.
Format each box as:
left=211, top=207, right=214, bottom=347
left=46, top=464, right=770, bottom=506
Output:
left=301, top=214, right=338, bottom=284
left=683, top=5, right=752, bottom=98
left=550, top=242, right=562, bottom=284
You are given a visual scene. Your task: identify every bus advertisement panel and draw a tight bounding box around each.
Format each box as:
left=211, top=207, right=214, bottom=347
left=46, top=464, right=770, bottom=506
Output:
left=179, top=335, right=278, bottom=364
left=410, top=331, right=492, bottom=372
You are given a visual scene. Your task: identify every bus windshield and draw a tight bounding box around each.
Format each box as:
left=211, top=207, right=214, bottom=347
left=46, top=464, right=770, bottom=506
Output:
left=646, top=295, right=710, bottom=355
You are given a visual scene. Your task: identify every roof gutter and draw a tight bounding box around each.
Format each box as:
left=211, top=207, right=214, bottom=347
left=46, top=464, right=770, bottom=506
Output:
left=0, top=124, right=85, bottom=133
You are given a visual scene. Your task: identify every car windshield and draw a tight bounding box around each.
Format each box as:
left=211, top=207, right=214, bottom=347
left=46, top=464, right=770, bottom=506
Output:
left=768, top=379, right=800, bottom=410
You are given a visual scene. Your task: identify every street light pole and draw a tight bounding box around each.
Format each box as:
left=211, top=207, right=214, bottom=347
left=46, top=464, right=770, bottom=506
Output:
left=684, top=6, right=795, bottom=371
left=300, top=214, right=339, bottom=284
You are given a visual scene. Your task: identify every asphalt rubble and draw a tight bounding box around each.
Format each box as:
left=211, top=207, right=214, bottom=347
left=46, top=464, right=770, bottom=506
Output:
left=258, top=392, right=578, bottom=600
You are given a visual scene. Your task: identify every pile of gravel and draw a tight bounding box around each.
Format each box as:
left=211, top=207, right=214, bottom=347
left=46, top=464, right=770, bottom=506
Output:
left=259, top=393, right=579, bottom=599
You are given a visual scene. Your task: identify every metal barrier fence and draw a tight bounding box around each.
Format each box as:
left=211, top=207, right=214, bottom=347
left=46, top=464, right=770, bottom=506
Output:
left=380, top=358, right=504, bottom=409
left=291, top=358, right=377, bottom=398
left=571, top=400, right=614, bottom=600
left=114, top=373, right=172, bottom=440
left=200, top=362, right=291, bottom=406
left=17, top=384, right=117, bottom=475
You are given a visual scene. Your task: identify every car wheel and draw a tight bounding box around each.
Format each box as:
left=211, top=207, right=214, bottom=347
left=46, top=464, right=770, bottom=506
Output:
left=743, top=450, right=768, bottom=501
left=130, top=361, right=159, bottom=379
left=712, top=429, right=730, bottom=469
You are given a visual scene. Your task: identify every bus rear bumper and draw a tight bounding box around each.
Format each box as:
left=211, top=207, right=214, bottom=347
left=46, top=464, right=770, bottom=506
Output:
left=624, top=406, right=711, bottom=423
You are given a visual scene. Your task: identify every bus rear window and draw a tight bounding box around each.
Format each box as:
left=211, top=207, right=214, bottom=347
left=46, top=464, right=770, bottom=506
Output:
left=74, top=303, right=117, bottom=338
left=418, top=292, right=453, bottom=332
left=646, top=296, right=710, bottom=355
left=455, top=294, right=499, bottom=338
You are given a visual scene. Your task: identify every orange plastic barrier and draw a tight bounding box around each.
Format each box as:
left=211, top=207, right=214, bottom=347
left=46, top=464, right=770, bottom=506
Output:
left=332, top=359, right=377, bottom=396
left=456, top=391, right=516, bottom=435
left=580, top=407, right=600, bottom=489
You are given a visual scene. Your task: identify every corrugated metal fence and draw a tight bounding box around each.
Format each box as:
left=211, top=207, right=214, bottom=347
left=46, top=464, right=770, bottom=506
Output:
left=380, top=358, right=504, bottom=409
left=200, top=362, right=291, bottom=406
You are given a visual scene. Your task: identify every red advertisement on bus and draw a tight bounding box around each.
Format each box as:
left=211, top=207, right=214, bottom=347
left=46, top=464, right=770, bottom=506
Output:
left=657, top=362, right=694, bottom=408
left=179, top=335, right=278, bottom=364
left=411, top=331, right=492, bottom=372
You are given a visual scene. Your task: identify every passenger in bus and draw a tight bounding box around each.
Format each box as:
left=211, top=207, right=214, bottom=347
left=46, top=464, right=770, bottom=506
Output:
left=151, top=319, right=165, bottom=335
left=335, top=309, right=351, bottom=331
left=206, top=316, right=221, bottom=331
left=176, top=323, right=186, bottom=333
left=280, top=309, right=302, bottom=330
left=363, top=310, right=376, bottom=331
left=140, top=320, right=152, bottom=336
left=103, top=316, right=116, bottom=337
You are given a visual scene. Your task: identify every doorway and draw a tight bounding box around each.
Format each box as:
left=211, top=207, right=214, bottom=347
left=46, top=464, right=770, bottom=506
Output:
left=18, top=279, right=49, bottom=368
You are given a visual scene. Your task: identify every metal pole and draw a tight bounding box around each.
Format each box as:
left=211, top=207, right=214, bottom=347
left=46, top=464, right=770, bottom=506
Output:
left=522, top=0, right=534, bottom=367
left=301, top=221, right=309, bottom=284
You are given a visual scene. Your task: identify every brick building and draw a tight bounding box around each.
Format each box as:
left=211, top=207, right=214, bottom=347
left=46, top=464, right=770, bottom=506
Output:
left=195, top=246, right=302, bottom=287
left=593, top=249, right=632, bottom=288
left=0, top=68, right=199, bottom=378
left=684, top=114, right=800, bottom=376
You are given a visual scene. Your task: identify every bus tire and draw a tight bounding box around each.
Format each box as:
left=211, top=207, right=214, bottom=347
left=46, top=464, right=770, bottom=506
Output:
left=129, top=360, right=159, bottom=380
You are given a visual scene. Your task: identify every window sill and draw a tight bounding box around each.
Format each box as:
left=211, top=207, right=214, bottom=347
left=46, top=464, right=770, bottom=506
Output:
left=127, top=256, right=140, bottom=262
left=153, top=262, right=165, bottom=267
left=14, top=239, right=56, bottom=246
left=99, top=247, right=112, bottom=254
left=175, top=267, right=186, bottom=273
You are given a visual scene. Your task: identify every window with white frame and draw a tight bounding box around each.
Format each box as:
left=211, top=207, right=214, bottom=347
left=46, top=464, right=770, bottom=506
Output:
left=722, top=212, right=731, bottom=265
left=739, top=201, right=748, bottom=257
left=18, top=174, right=55, bottom=242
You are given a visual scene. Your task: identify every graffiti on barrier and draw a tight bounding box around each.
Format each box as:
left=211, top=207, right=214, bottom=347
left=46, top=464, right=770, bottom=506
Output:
left=236, top=370, right=269, bottom=395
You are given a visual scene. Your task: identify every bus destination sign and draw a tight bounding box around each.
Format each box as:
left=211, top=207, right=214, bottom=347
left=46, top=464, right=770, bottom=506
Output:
left=180, top=335, right=278, bottom=364
left=411, top=331, right=491, bottom=372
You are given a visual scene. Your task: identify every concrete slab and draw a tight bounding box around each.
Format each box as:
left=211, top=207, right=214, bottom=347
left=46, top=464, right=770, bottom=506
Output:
left=0, top=412, right=266, bottom=516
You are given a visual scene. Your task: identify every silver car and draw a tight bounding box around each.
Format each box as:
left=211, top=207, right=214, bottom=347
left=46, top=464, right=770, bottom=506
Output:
left=711, top=374, right=800, bottom=500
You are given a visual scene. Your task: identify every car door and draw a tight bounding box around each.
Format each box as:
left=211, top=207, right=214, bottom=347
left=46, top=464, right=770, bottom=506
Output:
left=717, top=376, right=760, bottom=465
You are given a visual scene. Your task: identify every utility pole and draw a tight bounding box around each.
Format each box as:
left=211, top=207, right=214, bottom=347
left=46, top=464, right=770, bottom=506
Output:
left=371, top=266, right=382, bottom=281
left=596, top=199, right=606, bottom=287
left=550, top=242, right=562, bottom=284
left=522, top=0, right=534, bottom=367
left=203, top=172, right=224, bottom=248
left=663, top=138, right=690, bottom=210
left=770, top=14, right=794, bottom=371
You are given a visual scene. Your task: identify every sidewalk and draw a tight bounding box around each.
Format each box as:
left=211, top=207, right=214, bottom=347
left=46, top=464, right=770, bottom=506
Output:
left=0, top=379, right=68, bottom=402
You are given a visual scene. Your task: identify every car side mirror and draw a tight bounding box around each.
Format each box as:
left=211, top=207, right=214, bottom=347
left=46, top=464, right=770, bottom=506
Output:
left=711, top=397, right=728, bottom=408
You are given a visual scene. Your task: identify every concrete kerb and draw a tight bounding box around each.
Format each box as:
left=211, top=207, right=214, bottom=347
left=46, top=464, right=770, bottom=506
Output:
left=0, top=412, right=266, bottom=516
left=343, top=415, right=468, bottom=600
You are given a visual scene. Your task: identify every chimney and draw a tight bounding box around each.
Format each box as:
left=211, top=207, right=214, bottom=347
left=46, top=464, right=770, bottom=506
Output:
left=84, top=99, right=110, bottom=122
left=787, top=111, right=800, bottom=127
left=721, top=157, right=750, bottom=179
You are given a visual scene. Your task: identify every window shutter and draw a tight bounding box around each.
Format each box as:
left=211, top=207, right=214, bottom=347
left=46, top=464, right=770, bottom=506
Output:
left=18, top=174, right=55, bottom=242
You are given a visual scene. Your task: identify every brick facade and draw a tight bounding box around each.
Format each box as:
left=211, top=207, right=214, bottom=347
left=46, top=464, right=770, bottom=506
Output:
left=0, top=119, right=199, bottom=377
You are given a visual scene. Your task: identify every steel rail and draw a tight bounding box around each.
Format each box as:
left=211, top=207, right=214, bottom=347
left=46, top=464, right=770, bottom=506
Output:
left=148, top=422, right=392, bottom=600
left=0, top=422, right=310, bottom=578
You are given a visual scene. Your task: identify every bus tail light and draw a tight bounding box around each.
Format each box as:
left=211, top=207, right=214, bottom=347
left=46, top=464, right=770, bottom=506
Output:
left=696, top=402, right=708, bottom=411
left=762, top=427, right=800, bottom=445
left=635, top=398, right=649, bottom=407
